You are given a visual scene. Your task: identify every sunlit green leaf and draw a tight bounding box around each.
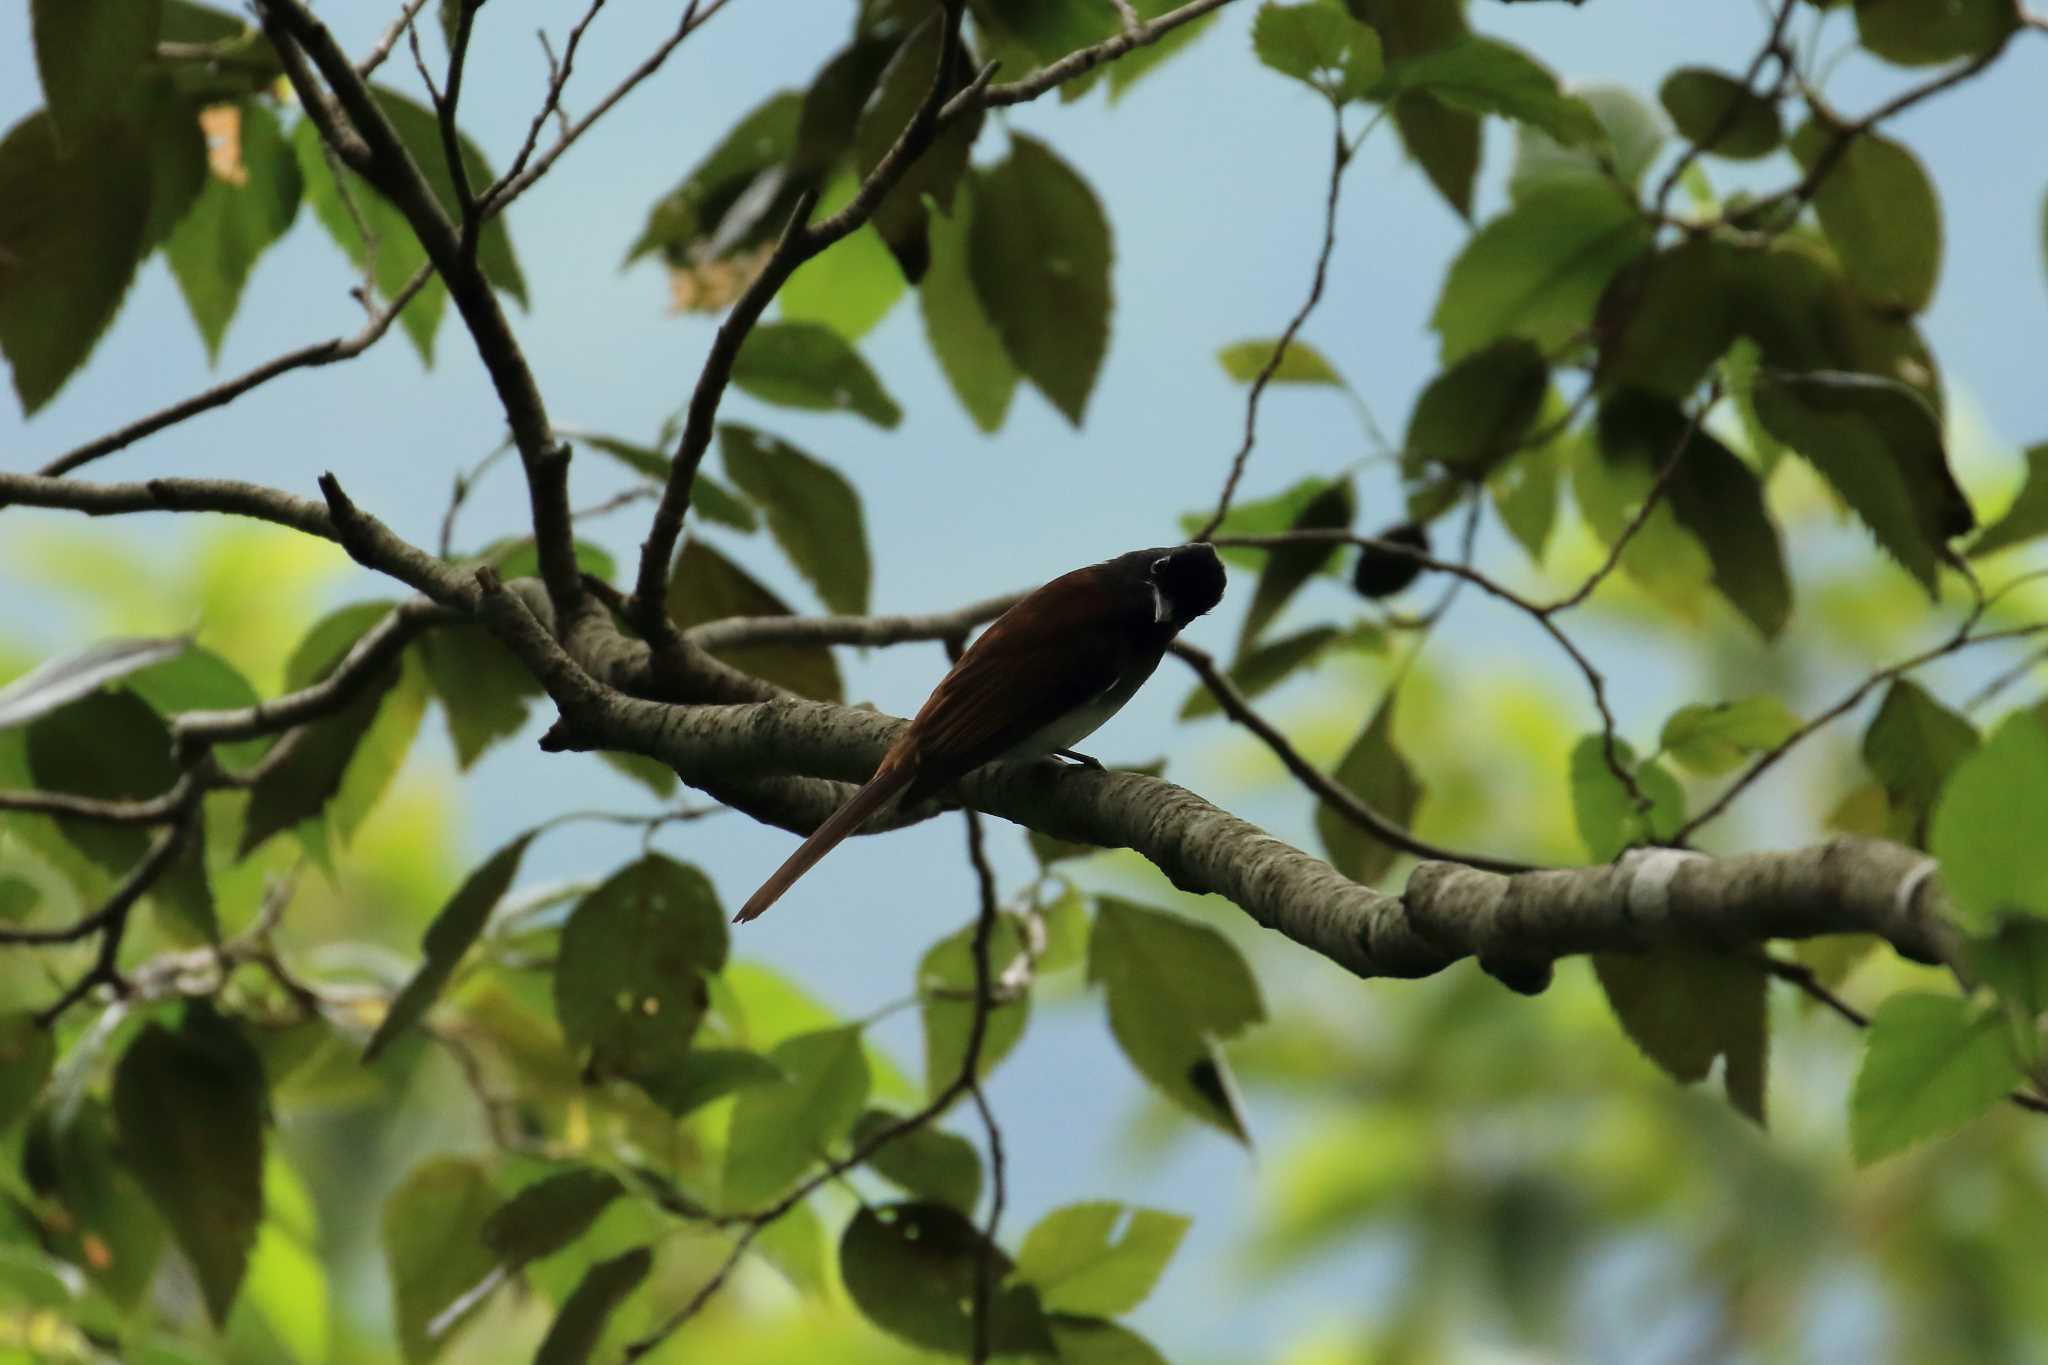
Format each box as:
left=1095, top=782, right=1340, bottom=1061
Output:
left=627, top=92, right=802, bottom=266
left=1216, top=337, right=1345, bottom=385
left=0, top=1011, right=54, bottom=1134
left=1929, top=711, right=2048, bottom=930
left=919, top=915, right=1030, bottom=1098
left=1862, top=678, right=1977, bottom=847
left=1569, top=736, right=1686, bottom=861
left=1252, top=2, right=1383, bottom=101
left=637, top=1046, right=783, bottom=1117
left=1012, top=1201, right=1190, bottom=1316
left=1240, top=478, right=1352, bottom=648
left=383, top=1157, right=499, bottom=1363
left=1509, top=82, right=1668, bottom=199
left=418, top=624, right=541, bottom=770
left=0, top=634, right=188, bottom=730
left=1790, top=123, right=1941, bottom=313
left=1851, top=992, right=2019, bottom=1164
left=1659, top=696, right=1800, bottom=776
left=732, top=321, right=902, bottom=427
left=1316, top=686, right=1425, bottom=886
left=724, top=1026, right=870, bottom=1208
left=854, top=13, right=982, bottom=279
left=1971, top=443, right=2048, bottom=558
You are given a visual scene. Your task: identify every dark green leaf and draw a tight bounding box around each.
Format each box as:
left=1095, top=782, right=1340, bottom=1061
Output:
left=1851, top=993, right=2020, bottom=1163
left=840, top=1202, right=1054, bottom=1356
left=599, top=750, right=679, bottom=799
left=481, top=1168, right=622, bottom=1268
left=792, top=33, right=901, bottom=178
left=853, top=1109, right=983, bottom=1212
left=719, top=425, right=871, bottom=615
left=1862, top=678, right=1977, bottom=847
left=575, top=434, right=757, bottom=530
left=0, top=634, right=189, bottom=730
left=366, top=832, right=537, bottom=1061
left=1405, top=339, right=1548, bottom=477
left=636, top=1046, right=783, bottom=1118
left=1724, top=238, right=1942, bottom=400
left=1854, top=0, right=2014, bottom=66
left=165, top=99, right=301, bottom=358
left=1216, top=337, right=1345, bottom=385
left=0, top=873, right=41, bottom=921
left=111, top=1006, right=267, bottom=1324
left=1569, top=736, right=1686, bottom=861
left=625, top=92, right=802, bottom=266
left=1350, top=0, right=1476, bottom=215
left=294, top=115, right=445, bottom=360
left=1595, top=236, right=1739, bottom=399
left=1508, top=83, right=1668, bottom=200
left=919, top=916, right=1030, bottom=1097
left=979, top=0, right=1116, bottom=63
left=1431, top=183, right=1647, bottom=363
left=1177, top=477, right=1332, bottom=569
left=1971, top=443, right=2048, bottom=558
left=1049, top=1318, right=1172, bottom=1365
left=1240, top=479, right=1353, bottom=649
left=1488, top=417, right=1570, bottom=565
left=1088, top=899, right=1264, bottom=1140
left=534, top=1246, right=651, bottom=1365
left=1315, top=686, right=1425, bottom=886
left=124, top=644, right=266, bottom=766
left=666, top=539, right=844, bottom=701
left=1790, top=123, right=1940, bottom=312
left=723, top=1026, right=870, bottom=1208
left=31, top=0, right=160, bottom=137
left=968, top=137, right=1114, bottom=424
left=1374, top=36, right=1602, bottom=146
left=383, top=1157, right=500, bottom=1363
left=0, top=1012, right=54, bottom=1133
left=730, top=321, right=901, bottom=427
left=1593, top=949, right=1768, bottom=1122
left=1658, top=68, right=1782, bottom=159
left=1252, top=2, right=1384, bottom=101
left=0, top=110, right=152, bottom=413
left=1011, top=1201, right=1189, bottom=1316
left=1659, top=697, right=1800, bottom=776
left=418, top=624, right=541, bottom=770
left=919, top=176, right=1019, bottom=432
left=855, top=14, right=982, bottom=279
left=24, top=1100, right=166, bottom=1308
left=484, top=537, right=619, bottom=585
left=1929, top=711, right=2048, bottom=930
left=554, top=855, right=728, bottom=1092
left=1181, top=623, right=1379, bottom=719
left=368, top=86, right=525, bottom=305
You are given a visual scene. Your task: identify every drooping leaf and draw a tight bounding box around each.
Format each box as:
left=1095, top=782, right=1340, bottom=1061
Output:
left=919, top=176, right=1019, bottom=432
left=30, top=0, right=161, bottom=137
left=1251, top=1, right=1384, bottom=101
left=1508, top=82, right=1668, bottom=199
left=1971, top=443, right=2048, bottom=558
left=1089, top=899, right=1264, bottom=1141
left=1216, top=337, right=1346, bottom=385
left=1316, top=687, right=1425, bottom=886
left=1431, top=183, right=1647, bottom=363
left=731, top=321, right=903, bottom=427
left=854, top=13, right=982, bottom=279
left=111, top=1006, right=267, bottom=1325
left=1658, top=68, right=1782, bottom=160
left=366, top=85, right=526, bottom=305
left=723, top=1026, right=870, bottom=1208
left=1373, top=36, right=1602, bottom=146
left=1790, top=122, right=1941, bottom=313
left=1239, top=479, right=1353, bottom=648
left=1595, top=235, right=1740, bottom=400
left=968, top=137, right=1114, bottom=424
left=1569, top=736, right=1686, bottom=862
left=1593, top=949, right=1768, bottom=1123
left=1011, top=1201, right=1190, bottom=1317
left=1929, top=711, right=2048, bottom=931
left=1350, top=0, right=1477, bottom=215
left=366, top=832, right=537, bottom=1061
left=667, top=539, right=844, bottom=701
left=417, top=624, right=542, bottom=769
left=627, top=91, right=803, bottom=268
left=534, top=1246, right=652, bottom=1365
left=1405, top=340, right=1548, bottom=477
left=840, top=1202, right=1055, bottom=1356
left=719, top=425, right=871, bottom=615
left=1850, top=993, right=2020, bottom=1164
left=919, top=915, right=1031, bottom=1098
left=554, top=855, right=729, bottom=1095
left=1659, top=696, right=1800, bottom=776
left=853, top=1109, right=983, bottom=1212
left=481, top=1167, right=622, bottom=1268
left=0, top=634, right=189, bottom=730
left=382, top=1157, right=500, bottom=1363
left=1853, top=0, right=2015, bottom=67
left=1862, top=678, right=1977, bottom=847
left=293, top=116, right=449, bottom=362
left=792, top=32, right=901, bottom=178
left=165, top=98, right=302, bottom=359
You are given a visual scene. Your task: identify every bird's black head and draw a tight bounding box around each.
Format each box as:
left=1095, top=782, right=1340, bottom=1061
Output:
left=1130, top=542, right=1226, bottom=629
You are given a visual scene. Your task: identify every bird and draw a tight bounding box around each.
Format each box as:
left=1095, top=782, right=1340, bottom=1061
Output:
left=734, top=543, right=1227, bottom=922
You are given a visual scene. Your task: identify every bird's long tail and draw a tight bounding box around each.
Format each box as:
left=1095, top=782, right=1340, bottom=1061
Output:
left=733, top=760, right=915, bottom=923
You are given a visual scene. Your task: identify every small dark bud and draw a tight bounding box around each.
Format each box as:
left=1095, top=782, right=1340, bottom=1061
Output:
left=1351, top=522, right=1431, bottom=598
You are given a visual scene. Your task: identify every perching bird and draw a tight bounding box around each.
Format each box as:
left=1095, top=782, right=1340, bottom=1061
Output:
left=734, top=543, right=1227, bottom=922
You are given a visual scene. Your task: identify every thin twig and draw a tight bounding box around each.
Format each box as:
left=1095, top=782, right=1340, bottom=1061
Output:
left=357, top=0, right=432, bottom=76
left=1651, top=0, right=1798, bottom=221
left=960, top=804, right=1007, bottom=1364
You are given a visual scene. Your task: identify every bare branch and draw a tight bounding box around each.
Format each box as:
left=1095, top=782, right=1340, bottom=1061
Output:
left=0, top=471, right=337, bottom=539
left=358, top=0, right=433, bottom=77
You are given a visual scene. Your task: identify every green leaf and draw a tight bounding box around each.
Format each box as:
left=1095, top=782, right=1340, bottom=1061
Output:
left=367, top=86, right=525, bottom=305
left=572, top=434, right=756, bottom=530
left=1853, top=0, right=2015, bottom=66
left=123, top=643, right=266, bottom=766
left=1851, top=992, right=2020, bottom=1164
left=484, top=536, right=619, bottom=585
left=0, top=1011, right=54, bottom=1134
left=1374, top=36, right=1602, bottom=146
left=840, top=1202, right=1054, bottom=1356
left=1488, top=411, right=1571, bottom=565
left=554, top=855, right=729, bottom=1094
left=1971, top=442, right=2048, bottom=558
left=1593, top=949, right=1768, bottom=1122
left=1569, top=736, right=1686, bottom=861
left=753, top=1195, right=827, bottom=1296
left=854, top=13, right=982, bottom=279
left=0, top=110, right=152, bottom=413
left=1088, top=899, right=1264, bottom=1140
left=719, top=425, right=871, bottom=615
left=165, top=99, right=301, bottom=359
left=1178, top=477, right=1336, bottom=569
left=1049, top=1318, right=1172, bottom=1365
left=1239, top=478, right=1353, bottom=648
left=731, top=321, right=902, bottom=427
left=1431, top=183, right=1647, bottom=363
left=31, top=0, right=161, bottom=138
left=23, top=1100, right=166, bottom=1307
left=0, top=634, right=189, bottom=730
left=292, top=115, right=445, bottom=363
left=534, top=1247, right=651, bottom=1365
left=111, top=1007, right=267, bottom=1324
left=723, top=1026, right=870, bottom=1208
left=1929, top=711, right=2048, bottom=930
left=366, top=832, right=537, bottom=1061
left=920, top=175, right=1019, bottom=432
left=1659, top=697, right=1800, bottom=776
left=1752, top=369, right=1972, bottom=593
left=599, top=749, right=679, bottom=799
left=625, top=92, right=802, bottom=267
left=1790, top=123, right=1941, bottom=313
left=1011, top=1201, right=1189, bottom=1316
left=417, top=624, right=542, bottom=770
left=1315, top=687, right=1424, bottom=886
left=666, top=539, right=844, bottom=701
left=1251, top=2, right=1384, bottom=101
left=1216, top=337, right=1346, bottom=385
left=1181, top=623, right=1379, bottom=719
left=237, top=648, right=404, bottom=859
left=919, top=916, right=1030, bottom=1097
left=779, top=174, right=906, bottom=339
left=1862, top=678, right=1977, bottom=846
left=1595, top=236, right=1738, bottom=400
left=853, top=1109, right=983, bottom=1212
left=637, top=1047, right=783, bottom=1118
left=1405, top=339, right=1548, bottom=477
left=481, top=1168, right=622, bottom=1269
left=968, top=136, right=1114, bottom=424
left=1508, top=82, right=1668, bottom=199
left=383, top=1157, right=500, bottom=1363
left=1350, top=0, right=1476, bottom=215
left=1658, top=68, right=1782, bottom=160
